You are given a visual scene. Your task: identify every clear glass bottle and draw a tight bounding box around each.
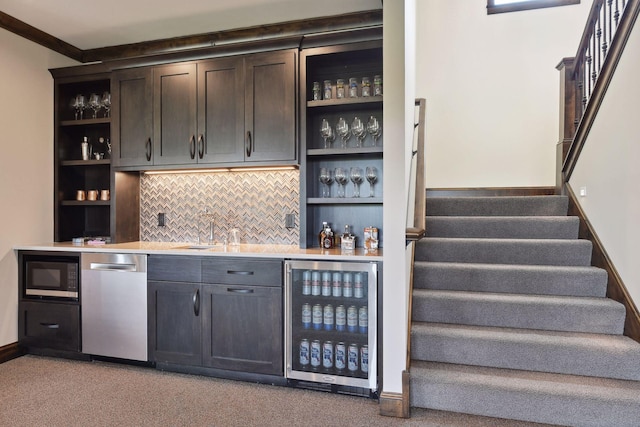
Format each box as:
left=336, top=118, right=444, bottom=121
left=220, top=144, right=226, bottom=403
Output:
left=312, top=81, right=321, bottom=101
left=373, top=75, right=383, bottom=96
left=361, top=77, right=371, bottom=97
left=348, top=77, right=358, bottom=98
left=336, top=79, right=345, bottom=99
left=323, top=80, right=332, bottom=100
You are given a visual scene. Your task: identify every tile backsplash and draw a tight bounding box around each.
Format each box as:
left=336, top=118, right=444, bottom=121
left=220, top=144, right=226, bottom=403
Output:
left=140, top=170, right=299, bottom=245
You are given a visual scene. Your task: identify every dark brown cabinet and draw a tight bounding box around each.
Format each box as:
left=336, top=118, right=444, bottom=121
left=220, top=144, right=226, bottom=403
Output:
left=111, top=67, right=153, bottom=168
left=148, top=280, right=203, bottom=366
left=147, top=255, right=283, bottom=376
left=19, top=300, right=80, bottom=353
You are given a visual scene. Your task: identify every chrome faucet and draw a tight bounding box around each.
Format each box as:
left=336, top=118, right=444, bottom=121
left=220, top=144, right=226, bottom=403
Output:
left=198, top=208, right=215, bottom=245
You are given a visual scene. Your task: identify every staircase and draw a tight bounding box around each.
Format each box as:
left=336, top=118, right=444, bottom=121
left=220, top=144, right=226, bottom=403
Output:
left=409, top=194, right=640, bottom=427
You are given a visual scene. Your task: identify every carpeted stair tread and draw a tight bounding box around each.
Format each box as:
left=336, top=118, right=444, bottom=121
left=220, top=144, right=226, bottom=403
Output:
left=410, top=360, right=640, bottom=427
left=413, top=261, right=607, bottom=297
left=415, top=237, right=593, bottom=266
left=426, top=216, right=579, bottom=239
left=412, top=289, right=625, bottom=334
left=427, top=195, right=569, bottom=217
left=411, top=322, right=640, bottom=381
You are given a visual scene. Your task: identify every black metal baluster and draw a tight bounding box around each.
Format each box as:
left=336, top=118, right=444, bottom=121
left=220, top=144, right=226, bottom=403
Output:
left=614, top=0, right=621, bottom=27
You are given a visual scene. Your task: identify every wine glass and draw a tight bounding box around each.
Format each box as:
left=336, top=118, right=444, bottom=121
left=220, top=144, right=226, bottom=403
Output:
left=320, top=119, right=334, bottom=149
left=336, top=117, right=350, bottom=149
left=351, top=117, right=366, bottom=148
left=88, top=93, right=101, bottom=119
left=367, top=116, right=382, bottom=146
left=350, top=167, right=364, bottom=198
left=334, top=167, right=348, bottom=198
left=72, top=94, right=86, bottom=120
left=366, top=166, right=378, bottom=197
left=101, top=91, right=111, bottom=118
left=319, top=167, right=334, bottom=198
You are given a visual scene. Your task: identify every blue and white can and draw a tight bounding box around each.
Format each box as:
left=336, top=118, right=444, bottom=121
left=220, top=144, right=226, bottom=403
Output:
left=323, top=304, right=334, bottom=331
left=359, top=306, right=368, bottom=334
left=312, top=304, right=323, bottom=330
left=342, top=273, right=353, bottom=297
left=347, top=305, right=358, bottom=333
left=361, top=345, right=369, bottom=373
left=335, top=305, right=346, bottom=331
left=299, top=339, right=310, bottom=366
left=302, top=303, right=311, bottom=329
left=322, top=341, right=333, bottom=369
left=335, top=342, right=346, bottom=370
left=311, top=339, right=321, bottom=368
left=348, top=343, right=359, bottom=372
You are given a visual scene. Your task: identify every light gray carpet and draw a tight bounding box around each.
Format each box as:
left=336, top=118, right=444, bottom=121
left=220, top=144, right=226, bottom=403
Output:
left=0, top=355, right=550, bottom=427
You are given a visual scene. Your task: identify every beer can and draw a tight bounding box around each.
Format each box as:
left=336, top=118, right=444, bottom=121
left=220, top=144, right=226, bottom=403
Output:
left=342, top=272, right=353, bottom=297
left=348, top=343, right=359, bottom=371
left=332, top=272, right=342, bottom=297
left=335, top=305, right=346, bottom=331
left=321, top=271, right=332, bottom=296
left=322, top=341, right=334, bottom=369
left=311, top=271, right=321, bottom=296
left=347, top=305, right=358, bottom=332
left=335, top=342, right=346, bottom=370
left=311, top=340, right=321, bottom=368
left=312, top=304, right=323, bottom=330
left=354, top=273, right=364, bottom=298
left=359, top=306, right=368, bottom=334
left=323, top=304, right=334, bottom=331
left=299, top=339, right=310, bottom=366
left=361, top=345, right=369, bottom=373
left=302, top=270, right=311, bottom=295
left=302, top=303, right=311, bottom=329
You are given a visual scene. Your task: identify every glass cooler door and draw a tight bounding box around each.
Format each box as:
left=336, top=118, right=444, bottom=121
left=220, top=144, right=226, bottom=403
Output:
left=285, top=260, right=377, bottom=391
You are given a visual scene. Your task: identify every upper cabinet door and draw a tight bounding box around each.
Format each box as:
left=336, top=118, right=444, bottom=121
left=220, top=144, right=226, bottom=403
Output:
left=197, top=57, right=245, bottom=164
left=244, top=50, right=297, bottom=163
left=111, top=68, right=153, bottom=168
left=153, top=63, right=198, bottom=166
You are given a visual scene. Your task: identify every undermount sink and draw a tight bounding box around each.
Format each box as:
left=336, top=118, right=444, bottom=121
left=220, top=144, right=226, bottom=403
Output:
left=173, top=244, right=224, bottom=250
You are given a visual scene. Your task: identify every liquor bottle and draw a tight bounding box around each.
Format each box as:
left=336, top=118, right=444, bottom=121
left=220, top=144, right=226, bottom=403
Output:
left=322, top=226, right=334, bottom=249
left=318, top=221, right=328, bottom=247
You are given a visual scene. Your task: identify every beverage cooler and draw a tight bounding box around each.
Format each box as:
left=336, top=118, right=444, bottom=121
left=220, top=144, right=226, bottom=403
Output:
left=284, top=260, right=378, bottom=396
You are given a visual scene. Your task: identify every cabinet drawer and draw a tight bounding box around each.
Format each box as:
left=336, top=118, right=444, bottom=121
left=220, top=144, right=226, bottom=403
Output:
left=19, top=301, right=80, bottom=352
left=148, top=255, right=202, bottom=282
left=202, top=258, right=282, bottom=286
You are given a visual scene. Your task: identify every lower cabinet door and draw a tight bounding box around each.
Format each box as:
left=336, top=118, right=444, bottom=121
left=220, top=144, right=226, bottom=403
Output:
left=19, top=301, right=80, bottom=352
left=201, top=284, right=283, bottom=375
left=148, top=281, right=202, bottom=366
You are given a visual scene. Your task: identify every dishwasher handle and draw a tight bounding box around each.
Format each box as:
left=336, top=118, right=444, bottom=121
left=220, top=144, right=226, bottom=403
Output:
left=89, top=263, right=138, bottom=272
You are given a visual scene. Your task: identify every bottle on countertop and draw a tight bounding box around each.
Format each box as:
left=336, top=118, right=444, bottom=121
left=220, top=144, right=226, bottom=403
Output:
left=318, top=221, right=328, bottom=247
left=341, top=224, right=356, bottom=251
left=322, top=226, right=334, bottom=249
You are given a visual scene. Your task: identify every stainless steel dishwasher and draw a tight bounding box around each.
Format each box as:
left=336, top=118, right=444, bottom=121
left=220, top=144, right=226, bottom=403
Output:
left=81, top=253, right=148, bottom=361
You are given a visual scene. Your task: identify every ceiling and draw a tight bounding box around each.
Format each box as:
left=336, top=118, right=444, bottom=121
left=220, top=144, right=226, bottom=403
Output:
left=0, top=0, right=381, bottom=51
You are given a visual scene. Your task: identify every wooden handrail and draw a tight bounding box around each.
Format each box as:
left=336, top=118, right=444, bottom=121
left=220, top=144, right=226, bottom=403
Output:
left=405, top=98, right=426, bottom=372
left=560, top=0, right=640, bottom=182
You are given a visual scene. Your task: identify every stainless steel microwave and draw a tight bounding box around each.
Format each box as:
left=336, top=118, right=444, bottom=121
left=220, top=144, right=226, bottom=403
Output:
left=23, top=254, right=79, bottom=299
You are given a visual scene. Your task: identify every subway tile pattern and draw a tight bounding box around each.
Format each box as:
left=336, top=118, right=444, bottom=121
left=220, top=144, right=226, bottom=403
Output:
left=140, top=170, right=299, bottom=245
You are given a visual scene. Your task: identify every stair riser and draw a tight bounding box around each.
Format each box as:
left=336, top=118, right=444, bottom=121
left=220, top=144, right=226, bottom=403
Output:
left=413, top=263, right=608, bottom=297
left=427, top=196, right=569, bottom=217
left=426, top=216, right=579, bottom=239
left=415, top=239, right=593, bottom=266
left=411, top=330, right=640, bottom=381
left=410, top=373, right=640, bottom=427
left=412, top=294, right=625, bottom=334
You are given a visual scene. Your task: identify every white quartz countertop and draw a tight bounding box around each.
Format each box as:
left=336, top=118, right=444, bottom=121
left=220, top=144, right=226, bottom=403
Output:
left=14, top=241, right=382, bottom=261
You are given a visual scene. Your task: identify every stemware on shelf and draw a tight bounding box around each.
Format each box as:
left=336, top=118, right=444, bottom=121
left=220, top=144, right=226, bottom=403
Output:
left=336, top=117, right=350, bottom=149
left=367, top=116, right=382, bottom=146
left=320, top=119, right=335, bottom=149
left=71, top=94, right=86, bottom=120
left=351, top=117, right=366, bottom=148
left=319, top=167, right=334, bottom=198
left=366, top=166, right=378, bottom=197
left=334, top=167, right=348, bottom=198
left=88, top=93, right=102, bottom=119
left=101, top=91, right=111, bottom=118
left=350, top=167, right=364, bottom=198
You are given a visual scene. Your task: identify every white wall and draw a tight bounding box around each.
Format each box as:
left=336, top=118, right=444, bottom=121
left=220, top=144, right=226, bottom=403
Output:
left=416, top=0, right=591, bottom=188
left=569, top=18, right=640, bottom=308
left=0, top=29, right=77, bottom=347
left=382, top=0, right=410, bottom=395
